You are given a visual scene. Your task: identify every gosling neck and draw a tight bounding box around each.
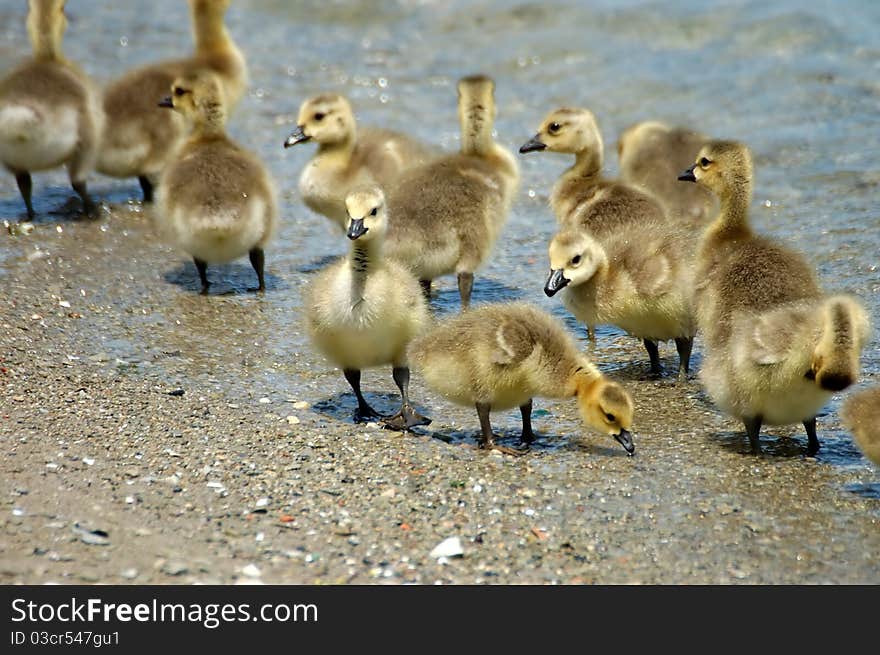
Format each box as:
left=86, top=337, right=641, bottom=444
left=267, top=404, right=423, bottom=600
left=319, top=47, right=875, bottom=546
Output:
left=192, top=5, right=233, bottom=54
left=714, top=177, right=753, bottom=237
left=28, top=16, right=63, bottom=61
left=316, top=131, right=356, bottom=162
left=569, top=148, right=603, bottom=180
left=349, top=236, right=382, bottom=299
left=189, top=105, right=227, bottom=140
left=568, top=360, right=603, bottom=398
left=460, top=107, right=494, bottom=156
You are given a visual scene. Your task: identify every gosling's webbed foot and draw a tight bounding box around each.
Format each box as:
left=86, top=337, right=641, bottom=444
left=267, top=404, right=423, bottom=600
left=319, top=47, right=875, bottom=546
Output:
left=479, top=440, right=529, bottom=456
left=381, top=403, right=431, bottom=432
left=353, top=404, right=382, bottom=424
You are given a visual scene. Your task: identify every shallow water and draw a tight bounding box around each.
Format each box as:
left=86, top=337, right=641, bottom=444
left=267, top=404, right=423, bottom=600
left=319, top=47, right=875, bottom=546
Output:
left=0, top=0, right=878, bottom=476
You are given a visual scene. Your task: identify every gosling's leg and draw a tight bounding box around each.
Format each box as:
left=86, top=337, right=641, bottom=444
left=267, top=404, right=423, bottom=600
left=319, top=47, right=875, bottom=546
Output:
left=194, top=258, right=210, bottom=295
left=382, top=366, right=431, bottom=431
left=419, top=279, right=432, bottom=300
left=15, top=171, right=35, bottom=220
left=803, top=417, right=820, bottom=456
left=674, top=336, right=694, bottom=383
left=343, top=368, right=381, bottom=423
left=744, top=416, right=763, bottom=455
left=457, top=272, right=474, bottom=311
left=248, top=247, right=266, bottom=293
left=71, top=180, right=99, bottom=220
left=643, top=339, right=663, bottom=377
left=587, top=325, right=596, bottom=342
left=475, top=402, right=525, bottom=456
left=138, top=176, right=154, bottom=203
left=519, top=399, right=535, bottom=445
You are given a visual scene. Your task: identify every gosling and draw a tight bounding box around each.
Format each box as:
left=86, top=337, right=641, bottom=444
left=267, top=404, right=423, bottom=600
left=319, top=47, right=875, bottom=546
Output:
left=841, top=387, right=880, bottom=466
left=385, top=75, right=519, bottom=308
left=283, top=93, right=434, bottom=230
left=409, top=303, right=635, bottom=455
left=155, top=72, right=276, bottom=294
left=520, top=107, right=665, bottom=238
left=98, top=0, right=247, bottom=202
left=617, top=120, right=716, bottom=226
left=0, top=0, right=103, bottom=219
left=679, top=140, right=870, bottom=455
left=305, top=187, right=431, bottom=430
left=545, top=225, right=696, bottom=381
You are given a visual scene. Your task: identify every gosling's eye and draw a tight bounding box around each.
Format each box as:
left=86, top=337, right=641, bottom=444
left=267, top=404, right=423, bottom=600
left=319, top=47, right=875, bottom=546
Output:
left=700, top=157, right=711, bottom=167
left=549, top=122, right=561, bottom=134
left=571, top=255, right=582, bottom=265
left=314, top=112, right=325, bottom=121
left=605, top=412, right=616, bottom=422
left=370, top=207, right=378, bottom=216
left=173, top=87, right=186, bottom=97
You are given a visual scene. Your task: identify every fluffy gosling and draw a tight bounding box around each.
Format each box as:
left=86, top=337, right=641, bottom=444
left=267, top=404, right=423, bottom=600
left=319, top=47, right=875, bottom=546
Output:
left=520, top=107, right=665, bottom=238
left=679, top=140, right=871, bottom=455
left=617, top=120, right=716, bottom=226
left=545, top=225, right=696, bottom=380
left=155, top=71, right=276, bottom=294
left=409, top=303, right=635, bottom=455
left=841, top=387, right=880, bottom=466
left=98, top=0, right=247, bottom=202
left=0, top=0, right=103, bottom=219
left=283, top=93, right=434, bottom=230
left=305, top=187, right=431, bottom=430
left=385, top=75, right=519, bottom=309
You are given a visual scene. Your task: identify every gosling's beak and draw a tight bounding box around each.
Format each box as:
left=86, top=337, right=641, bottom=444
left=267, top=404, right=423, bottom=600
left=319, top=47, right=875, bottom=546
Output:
left=519, top=134, right=547, bottom=154
left=283, top=125, right=310, bottom=148
left=544, top=268, right=569, bottom=297
left=678, top=165, right=697, bottom=182
left=614, top=428, right=635, bottom=456
left=347, top=218, right=368, bottom=240
left=158, top=96, right=174, bottom=109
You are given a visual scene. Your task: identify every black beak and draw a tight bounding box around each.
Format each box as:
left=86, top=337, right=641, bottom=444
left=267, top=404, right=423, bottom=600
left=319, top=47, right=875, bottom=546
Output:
left=158, top=96, right=174, bottom=109
left=614, top=428, right=635, bottom=456
left=347, top=218, right=368, bottom=240
left=283, top=125, right=310, bottom=148
left=519, top=134, right=547, bottom=154
left=544, top=269, right=569, bottom=297
left=678, top=165, right=697, bottom=182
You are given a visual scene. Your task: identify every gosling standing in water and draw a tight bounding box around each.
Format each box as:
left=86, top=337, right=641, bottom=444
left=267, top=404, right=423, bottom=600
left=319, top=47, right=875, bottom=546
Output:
left=520, top=108, right=666, bottom=238
left=0, top=0, right=103, bottom=219
left=385, top=75, right=519, bottom=308
left=155, top=72, right=276, bottom=294
left=409, top=303, right=635, bottom=455
left=283, top=93, right=434, bottom=230
left=679, top=141, right=870, bottom=455
left=306, top=187, right=431, bottom=430
left=545, top=225, right=696, bottom=381
left=98, top=0, right=247, bottom=202
left=617, top=121, right=716, bottom=226
left=841, top=387, right=880, bottom=466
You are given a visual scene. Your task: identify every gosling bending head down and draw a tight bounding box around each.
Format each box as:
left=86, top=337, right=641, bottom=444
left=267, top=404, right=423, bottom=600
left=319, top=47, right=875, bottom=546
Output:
left=409, top=303, right=635, bottom=455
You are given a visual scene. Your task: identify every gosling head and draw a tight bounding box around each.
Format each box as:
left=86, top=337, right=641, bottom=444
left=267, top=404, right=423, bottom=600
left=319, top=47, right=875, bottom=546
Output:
left=284, top=94, right=355, bottom=149
left=27, top=0, right=67, bottom=59
left=678, top=140, right=753, bottom=199
left=158, top=71, right=227, bottom=131
left=577, top=377, right=635, bottom=456
left=545, top=230, right=607, bottom=297
left=344, top=187, right=387, bottom=242
left=520, top=107, right=603, bottom=158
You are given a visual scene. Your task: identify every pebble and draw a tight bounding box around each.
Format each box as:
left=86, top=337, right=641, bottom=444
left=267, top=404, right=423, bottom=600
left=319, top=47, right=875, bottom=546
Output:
left=241, top=564, right=261, bottom=578
left=286, top=415, right=301, bottom=425
left=120, top=568, right=138, bottom=580
left=429, top=537, right=464, bottom=559
left=292, top=401, right=310, bottom=410
left=259, top=397, right=271, bottom=404
left=161, top=560, right=189, bottom=576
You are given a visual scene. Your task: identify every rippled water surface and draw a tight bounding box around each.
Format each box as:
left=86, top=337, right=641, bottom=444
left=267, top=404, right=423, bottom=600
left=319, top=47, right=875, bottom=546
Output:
left=0, top=1, right=878, bottom=472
